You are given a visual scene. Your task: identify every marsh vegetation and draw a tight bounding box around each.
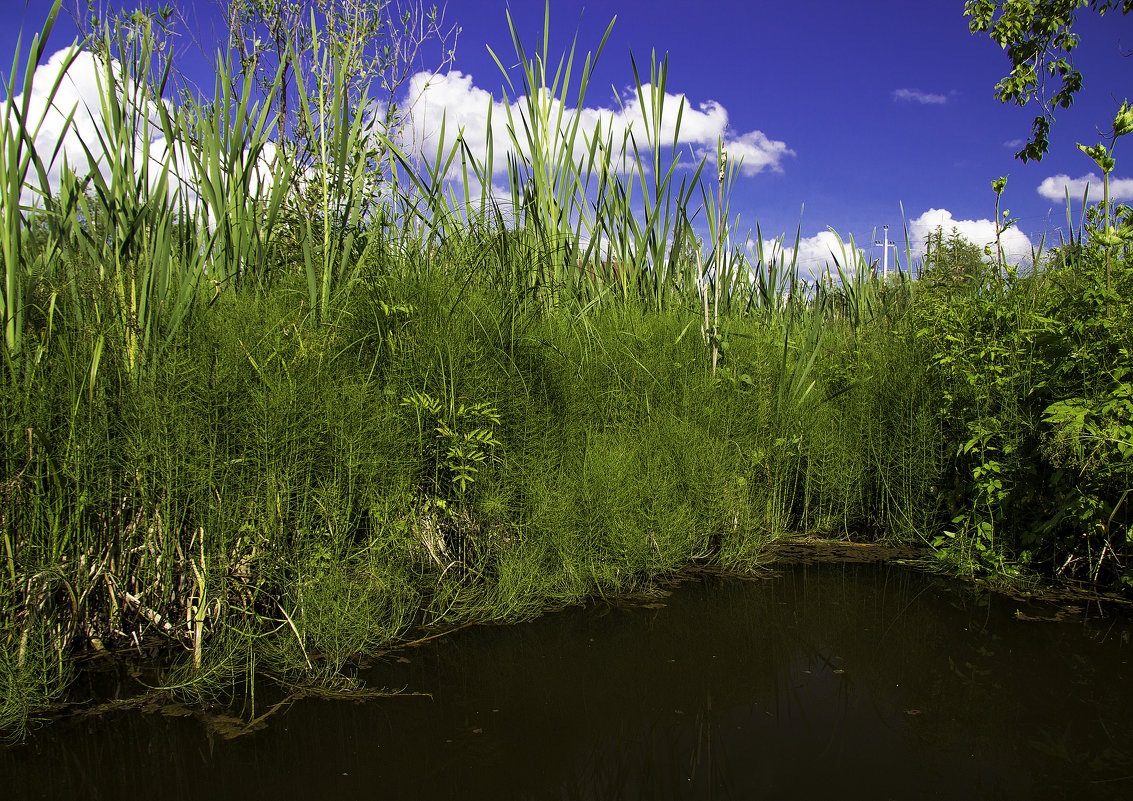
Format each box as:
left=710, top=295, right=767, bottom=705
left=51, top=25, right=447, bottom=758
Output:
left=1, top=0, right=1130, bottom=739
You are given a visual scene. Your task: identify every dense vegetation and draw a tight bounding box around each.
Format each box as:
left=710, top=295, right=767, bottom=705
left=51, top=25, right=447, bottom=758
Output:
left=1, top=0, right=1129, bottom=739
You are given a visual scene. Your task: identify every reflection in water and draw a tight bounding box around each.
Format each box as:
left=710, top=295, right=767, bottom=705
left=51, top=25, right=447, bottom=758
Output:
left=4, top=562, right=1132, bottom=800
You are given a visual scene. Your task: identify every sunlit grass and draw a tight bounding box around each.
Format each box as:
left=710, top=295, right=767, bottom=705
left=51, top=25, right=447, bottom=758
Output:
left=2, top=0, right=1068, bottom=742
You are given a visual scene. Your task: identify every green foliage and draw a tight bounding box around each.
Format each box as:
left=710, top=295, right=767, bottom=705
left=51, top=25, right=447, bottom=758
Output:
left=919, top=226, right=992, bottom=289
left=1, top=0, right=77, bottom=361
left=0, top=624, right=71, bottom=744
left=964, top=0, right=1132, bottom=161
left=910, top=220, right=1132, bottom=584
left=4, top=0, right=1133, bottom=744
left=401, top=390, right=502, bottom=497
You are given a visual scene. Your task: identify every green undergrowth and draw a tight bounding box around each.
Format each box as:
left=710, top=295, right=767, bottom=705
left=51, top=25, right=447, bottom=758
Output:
left=3, top=0, right=1130, bottom=743
left=0, top=241, right=948, bottom=739
left=4, top=226, right=1131, bottom=740
left=911, top=226, right=1133, bottom=586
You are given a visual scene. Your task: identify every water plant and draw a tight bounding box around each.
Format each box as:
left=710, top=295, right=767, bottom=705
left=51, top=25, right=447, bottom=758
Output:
left=0, top=0, right=1128, bottom=744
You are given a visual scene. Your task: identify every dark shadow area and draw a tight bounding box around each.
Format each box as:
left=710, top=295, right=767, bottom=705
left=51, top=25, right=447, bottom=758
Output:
left=5, top=560, right=1133, bottom=800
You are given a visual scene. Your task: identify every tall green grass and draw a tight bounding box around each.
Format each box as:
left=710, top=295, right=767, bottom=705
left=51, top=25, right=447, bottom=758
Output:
left=8, top=0, right=1102, bottom=742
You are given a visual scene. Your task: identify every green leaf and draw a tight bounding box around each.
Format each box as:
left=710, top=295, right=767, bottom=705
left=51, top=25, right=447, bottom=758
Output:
left=1113, top=99, right=1133, bottom=137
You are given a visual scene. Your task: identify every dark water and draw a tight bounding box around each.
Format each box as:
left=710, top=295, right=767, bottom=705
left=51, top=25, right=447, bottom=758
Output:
left=5, top=561, right=1133, bottom=800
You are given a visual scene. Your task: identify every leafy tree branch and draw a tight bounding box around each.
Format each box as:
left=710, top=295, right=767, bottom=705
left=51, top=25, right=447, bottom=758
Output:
left=964, top=0, right=1132, bottom=161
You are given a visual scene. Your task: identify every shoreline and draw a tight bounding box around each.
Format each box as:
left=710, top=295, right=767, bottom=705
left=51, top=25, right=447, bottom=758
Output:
left=11, top=538, right=1128, bottom=746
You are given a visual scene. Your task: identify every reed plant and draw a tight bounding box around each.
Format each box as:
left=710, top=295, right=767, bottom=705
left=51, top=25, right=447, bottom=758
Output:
left=0, top=0, right=920, bottom=737
left=0, top=0, right=78, bottom=366
left=6, top=0, right=1122, bottom=742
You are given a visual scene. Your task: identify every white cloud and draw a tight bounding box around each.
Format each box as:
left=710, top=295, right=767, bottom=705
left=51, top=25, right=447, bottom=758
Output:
left=400, top=70, right=795, bottom=181
left=8, top=46, right=283, bottom=228
left=8, top=46, right=112, bottom=201
left=908, top=208, right=1033, bottom=264
left=1003, top=138, right=1024, bottom=148
left=749, top=210, right=1036, bottom=281
left=10, top=47, right=183, bottom=200
left=716, top=129, right=795, bottom=176
left=748, top=230, right=868, bottom=281
left=893, top=88, right=948, bottom=105
left=1037, top=172, right=1133, bottom=203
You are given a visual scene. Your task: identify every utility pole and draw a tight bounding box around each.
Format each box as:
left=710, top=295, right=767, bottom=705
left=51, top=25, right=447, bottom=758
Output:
left=873, top=225, right=897, bottom=281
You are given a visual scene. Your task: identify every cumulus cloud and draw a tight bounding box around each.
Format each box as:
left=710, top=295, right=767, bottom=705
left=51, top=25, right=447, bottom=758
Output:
left=10, top=47, right=191, bottom=198
left=749, top=230, right=868, bottom=281
left=908, top=208, right=1033, bottom=265
left=893, top=88, right=948, bottom=105
left=1037, top=172, right=1133, bottom=203
left=400, top=70, right=795, bottom=181
left=10, top=46, right=281, bottom=216
left=720, top=129, right=796, bottom=175
left=749, top=209, right=1036, bottom=282
left=9, top=46, right=114, bottom=201
left=16, top=47, right=793, bottom=241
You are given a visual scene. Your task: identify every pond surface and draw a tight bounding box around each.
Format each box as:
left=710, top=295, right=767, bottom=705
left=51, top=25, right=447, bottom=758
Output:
left=4, top=558, right=1132, bottom=800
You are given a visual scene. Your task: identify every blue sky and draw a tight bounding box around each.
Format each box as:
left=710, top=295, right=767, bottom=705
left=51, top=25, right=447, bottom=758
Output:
left=3, top=0, right=1132, bottom=273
